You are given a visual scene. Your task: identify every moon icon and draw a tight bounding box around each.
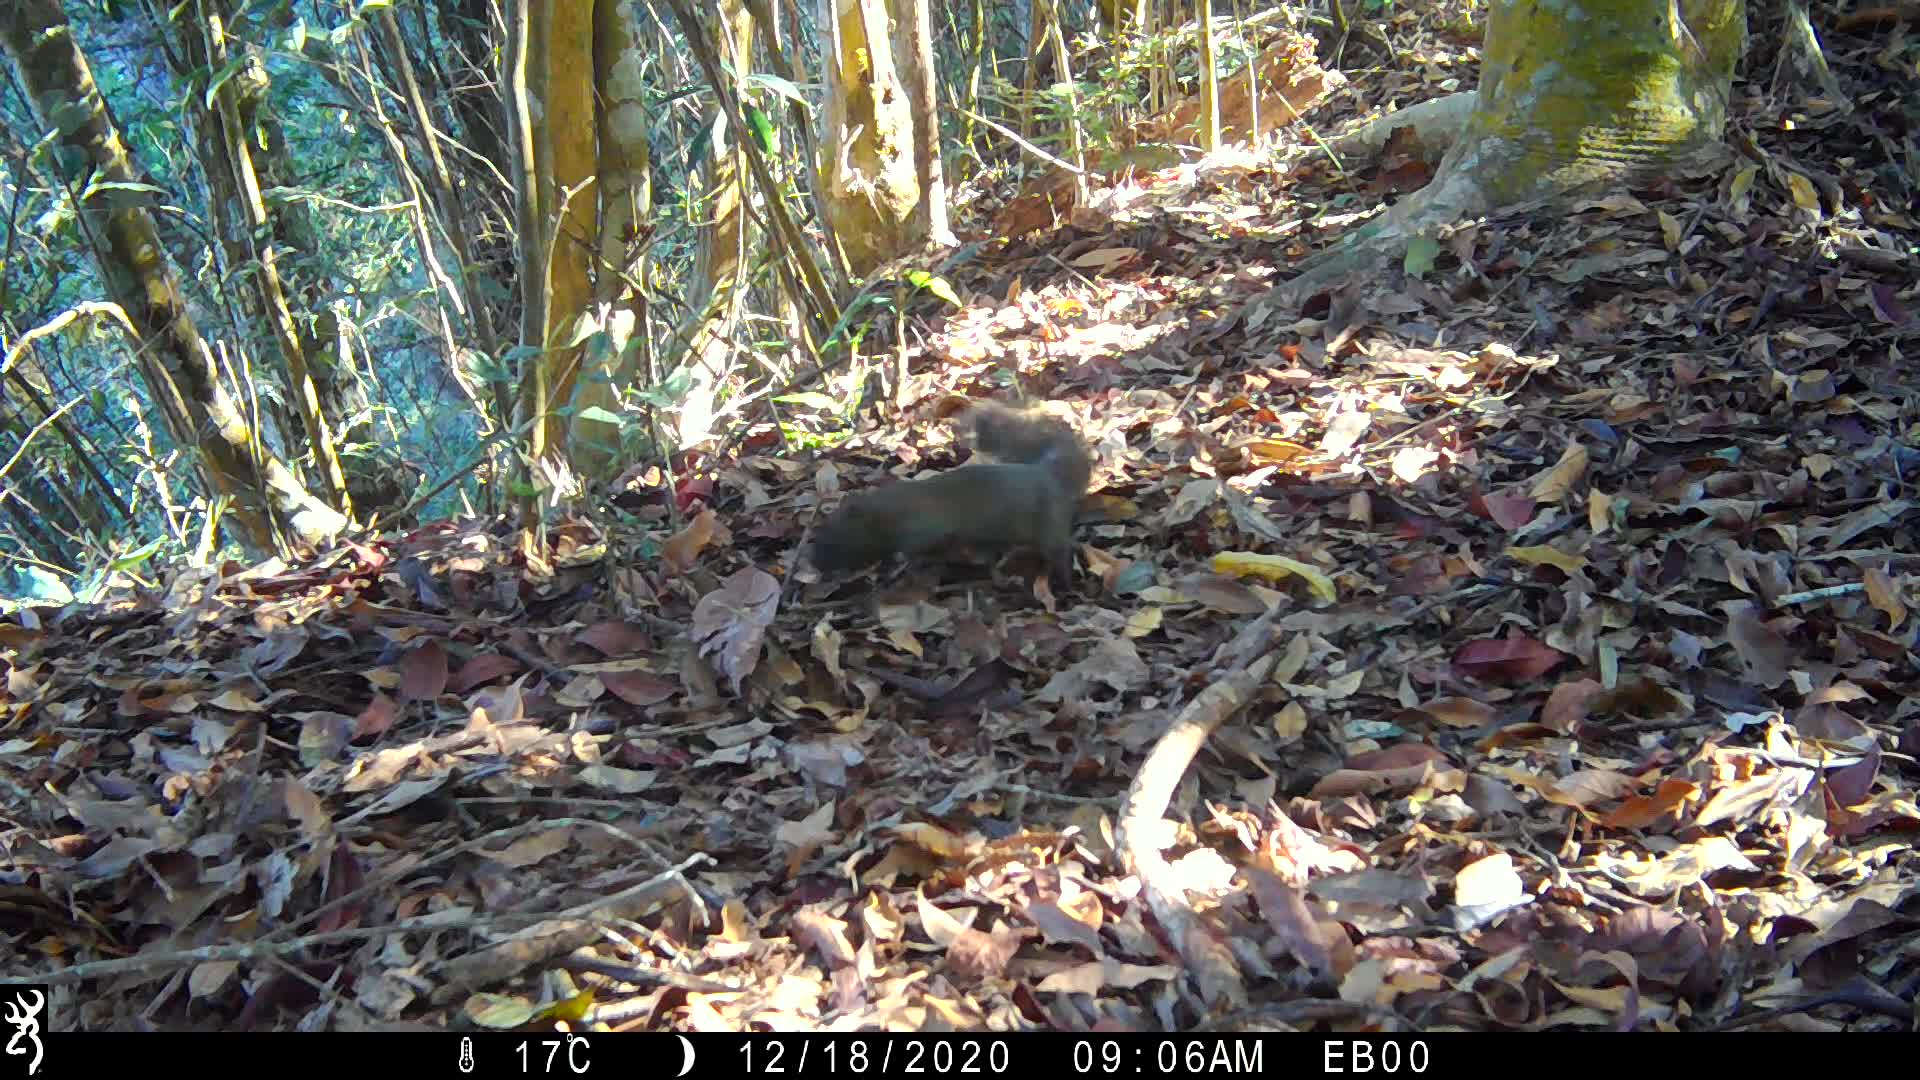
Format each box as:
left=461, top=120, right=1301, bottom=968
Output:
left=676, top=1034, right=696, bottom=1076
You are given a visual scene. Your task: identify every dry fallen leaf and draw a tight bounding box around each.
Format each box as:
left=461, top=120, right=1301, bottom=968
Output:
left=1528, top=442, right=1589, bottom=501
left=662, top=508, right=728, bottom=573
left=692, top=566, right=781, bottom=693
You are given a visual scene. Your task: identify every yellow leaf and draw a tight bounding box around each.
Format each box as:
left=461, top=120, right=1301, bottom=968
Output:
left=1506, top=545, right=1587, bottom=573
left=1324, top=668, right=1365, bottom=700
left=892, top=821, right=978, bottom=860
left=887, top=628, right=924, bottom=658
left=1272, top=700, right=1308, bottom=739
left=1245, top=439, right=1311, bottom=465
left=1726, top=163, right=1758, bottom=211
left=1785, top=170, right=1820, bottom=213
left=1528, top=442, right=1588, bottom=501
left=1657, top=210, right=1682, bottom=251
left=208, top=689, right=265, bottom=713
left=1124, top=606, right=1164, bottom=638
left=1212, top=551, right=1337, bottom=602
left=536, top=990, right=596, bottom=1024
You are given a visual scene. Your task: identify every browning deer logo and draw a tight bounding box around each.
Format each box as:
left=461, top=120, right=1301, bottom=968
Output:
left=2, top=989, right=42, bottom=1077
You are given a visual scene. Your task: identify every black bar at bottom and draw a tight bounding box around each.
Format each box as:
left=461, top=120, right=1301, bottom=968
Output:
left=35, top=1028, right=1876, bottom=1076
left=37, top=1031, right=1431, bottom=1077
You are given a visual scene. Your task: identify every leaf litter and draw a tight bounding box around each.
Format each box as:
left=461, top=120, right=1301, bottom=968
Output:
left=3, top=12, right=1919, bottom=1034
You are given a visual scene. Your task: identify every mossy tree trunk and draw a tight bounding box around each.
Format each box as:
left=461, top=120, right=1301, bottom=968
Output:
left=1445, top=0, right=1744, bottom=206
left=1278, top=0, right=1746, bottom=304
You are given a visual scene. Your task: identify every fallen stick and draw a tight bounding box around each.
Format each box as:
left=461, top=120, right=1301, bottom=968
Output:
left=1116, top=603, right=1287, bottom=1010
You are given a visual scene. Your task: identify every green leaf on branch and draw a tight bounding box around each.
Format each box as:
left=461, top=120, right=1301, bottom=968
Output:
left=905, top=270, right=961, bottom=307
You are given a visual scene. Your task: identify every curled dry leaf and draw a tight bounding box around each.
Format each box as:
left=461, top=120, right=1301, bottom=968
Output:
left=1528, top=441, right=1589, bottom=501
left=692, top=566, right=780, bottom=694
left=662, top=508, right=729, bottom=573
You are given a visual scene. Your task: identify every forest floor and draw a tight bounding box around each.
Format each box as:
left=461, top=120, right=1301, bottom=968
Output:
left=4, top=9, right=1918, bottom=1033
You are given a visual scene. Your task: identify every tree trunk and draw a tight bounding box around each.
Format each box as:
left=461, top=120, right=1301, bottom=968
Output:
left=1449, top=0, right=1744, bottom=207
left=896, top=0, right=955, bottom=246
left=666, top=0, right=756, bottom=452
left=2, top=0, right=346, bottom=553
left=507, top=0, right=600, bottom=519
left=817, top=0, right=950, bottom=276
left=177, top=0, right=352, bottom=513
left=1197, top=0, right=1221, bottom=151
left=1276, top=0, right=1745, bottom=305
left=569, top=0, right=658, bottom=476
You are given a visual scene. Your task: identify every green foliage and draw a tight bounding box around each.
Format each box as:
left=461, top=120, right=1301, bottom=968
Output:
left=743, top=73, right=809, bottom=112
left=631, top=365, right=697, bottom=412
left=904, top=270, right=961, bottom=308
left=1403, top=234, right=1440, bottom=277
left=744, top=106, right=778, bottom=157
left=3, top=0, right=1176, bottom=570
left=773, top=390, right=858, bottom=452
